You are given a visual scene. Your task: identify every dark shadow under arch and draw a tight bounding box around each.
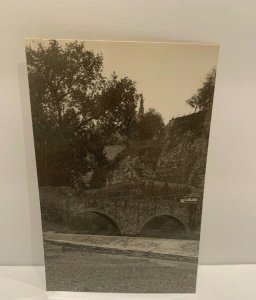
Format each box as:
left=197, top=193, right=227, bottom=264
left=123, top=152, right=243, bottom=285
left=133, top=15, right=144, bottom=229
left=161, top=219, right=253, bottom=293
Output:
left=140, top=215, right=186, bottom=239
left=68, top=211, right=121, bottom=236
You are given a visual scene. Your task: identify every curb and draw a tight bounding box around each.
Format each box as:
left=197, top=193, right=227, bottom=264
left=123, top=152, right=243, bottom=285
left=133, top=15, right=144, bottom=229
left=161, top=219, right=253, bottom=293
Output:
left=45, top=239, right=198, bottom=264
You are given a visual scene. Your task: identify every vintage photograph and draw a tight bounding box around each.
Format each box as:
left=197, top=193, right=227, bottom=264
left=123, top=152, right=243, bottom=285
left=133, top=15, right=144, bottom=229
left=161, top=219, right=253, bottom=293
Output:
left=25, top=39, right=219, bottom=293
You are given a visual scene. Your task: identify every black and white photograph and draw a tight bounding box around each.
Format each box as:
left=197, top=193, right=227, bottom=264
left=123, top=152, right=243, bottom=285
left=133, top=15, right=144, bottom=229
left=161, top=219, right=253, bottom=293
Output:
left=25, top=39, right=219, bottom=293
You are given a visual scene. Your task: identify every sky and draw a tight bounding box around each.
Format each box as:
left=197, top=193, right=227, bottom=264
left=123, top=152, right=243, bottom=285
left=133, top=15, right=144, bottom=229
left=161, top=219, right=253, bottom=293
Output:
left=26, top=39, right=219, bottom=123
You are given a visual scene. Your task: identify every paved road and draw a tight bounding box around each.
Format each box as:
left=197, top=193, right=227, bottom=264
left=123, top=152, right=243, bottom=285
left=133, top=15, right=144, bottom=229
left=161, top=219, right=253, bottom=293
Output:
left=45, top=245, right=197, bottom=293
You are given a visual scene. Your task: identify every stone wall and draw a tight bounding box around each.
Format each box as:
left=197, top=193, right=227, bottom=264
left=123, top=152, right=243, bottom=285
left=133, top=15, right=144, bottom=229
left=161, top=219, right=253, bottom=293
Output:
left=39, top=186, right=198, bottom=237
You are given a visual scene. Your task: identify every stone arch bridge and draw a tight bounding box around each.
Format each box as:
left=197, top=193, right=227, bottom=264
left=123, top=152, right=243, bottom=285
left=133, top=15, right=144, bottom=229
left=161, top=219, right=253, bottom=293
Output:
left=40, top=187, right=200, bottom=237
left=60, top=193, right=199, bottom=237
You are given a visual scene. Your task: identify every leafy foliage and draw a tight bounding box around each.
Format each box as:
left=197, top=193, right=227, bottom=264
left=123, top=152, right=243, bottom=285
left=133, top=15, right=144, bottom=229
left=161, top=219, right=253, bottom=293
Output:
left=186, top=68, right=216, bottom=111
left=136, top=108, right=165, bottom=140
left=97, top=73, right=142, bottom=139
left=26, top=40, right=141, bottom=186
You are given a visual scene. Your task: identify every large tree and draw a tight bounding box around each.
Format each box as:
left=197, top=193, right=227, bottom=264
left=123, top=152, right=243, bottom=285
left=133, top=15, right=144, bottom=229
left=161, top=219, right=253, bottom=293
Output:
left=26, top=40, right=141, bottom=186
left=98, top=73, right=142, bottom=140
left=26, top=40, right=104, bottom=133
left=186, top=68, right=216, bottom=112
left=136, top=108, right=165, bottom=140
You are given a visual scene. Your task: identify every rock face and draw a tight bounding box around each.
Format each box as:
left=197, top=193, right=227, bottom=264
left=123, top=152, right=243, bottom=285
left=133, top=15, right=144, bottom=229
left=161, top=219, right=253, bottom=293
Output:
left=107, top=140, right=162, bottom=186
left=104, top=145, right=124, bottom=161
left=156, top=110, right=211, bottom=189
left=108, top=110, right=211, bottom=192
left=111, top=155, right=155, bottom=185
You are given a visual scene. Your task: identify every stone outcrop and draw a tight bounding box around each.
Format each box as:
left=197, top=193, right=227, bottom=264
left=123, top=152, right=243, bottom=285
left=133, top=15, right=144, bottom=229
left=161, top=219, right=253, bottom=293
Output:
left=111, top=155, right=155, bottom=185
left=156, top=110, right=211, bottom=189
left=106, top=140, right=162, bottom=186
left=107, top=110, right=211, bottom=192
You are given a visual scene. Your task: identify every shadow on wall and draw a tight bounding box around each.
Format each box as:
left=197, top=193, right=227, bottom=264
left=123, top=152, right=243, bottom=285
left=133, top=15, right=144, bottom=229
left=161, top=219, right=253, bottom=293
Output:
left=46, top=212, right=187, bottom=239
left=68, top=212, right=121, bottom=236
left=140, top=215, right=186, bottom=239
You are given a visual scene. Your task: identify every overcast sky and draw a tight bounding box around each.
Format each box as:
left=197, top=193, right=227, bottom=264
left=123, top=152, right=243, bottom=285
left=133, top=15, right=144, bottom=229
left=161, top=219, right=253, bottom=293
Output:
left=27, top=39, right=219, bottom=123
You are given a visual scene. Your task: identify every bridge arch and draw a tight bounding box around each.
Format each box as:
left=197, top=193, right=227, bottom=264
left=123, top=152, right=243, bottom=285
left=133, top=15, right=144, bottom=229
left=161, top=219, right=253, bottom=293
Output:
left=138, top=214, right=188, bottom=238
left=69, top=209, right=121, bottom=236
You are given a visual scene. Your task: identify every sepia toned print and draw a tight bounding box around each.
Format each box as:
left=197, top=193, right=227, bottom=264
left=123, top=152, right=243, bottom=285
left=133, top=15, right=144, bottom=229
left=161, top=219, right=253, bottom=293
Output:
left=25, top=39, right=218, bottom=293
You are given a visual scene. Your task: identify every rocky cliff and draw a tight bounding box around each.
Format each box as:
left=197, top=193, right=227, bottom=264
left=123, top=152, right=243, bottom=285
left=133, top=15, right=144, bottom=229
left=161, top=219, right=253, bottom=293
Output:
left=107, top=110, right=211, bottom=193
left=109, top=140, right=162, bottom=185
left=156, top=110, right=211, bottom=189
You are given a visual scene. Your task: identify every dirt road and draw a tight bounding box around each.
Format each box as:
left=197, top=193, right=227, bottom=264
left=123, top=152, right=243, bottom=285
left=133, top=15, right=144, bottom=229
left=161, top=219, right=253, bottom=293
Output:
left=45, top=245, right=197, bottom=293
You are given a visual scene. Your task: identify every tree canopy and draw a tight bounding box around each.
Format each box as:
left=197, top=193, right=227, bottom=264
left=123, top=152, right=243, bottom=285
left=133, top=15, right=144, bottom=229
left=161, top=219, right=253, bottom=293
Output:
left=26, top=40, right=142, bottom=186
left=186, top=68, right=216, bottom=112
left=97, top=73, right=141, bottom=139
left=136, top=108, right=165, bottom=140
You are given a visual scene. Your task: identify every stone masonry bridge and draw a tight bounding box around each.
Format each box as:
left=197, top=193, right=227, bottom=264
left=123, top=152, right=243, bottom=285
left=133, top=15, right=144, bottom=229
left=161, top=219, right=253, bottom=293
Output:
left=67, top=196, right=198, bottom=237
left=40, top=187, right=199, bottom=237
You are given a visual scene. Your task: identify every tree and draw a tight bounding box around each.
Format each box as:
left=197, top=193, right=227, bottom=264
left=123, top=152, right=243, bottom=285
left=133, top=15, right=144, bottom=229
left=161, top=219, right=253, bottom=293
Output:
left=26, top=40, right=104, bottom=133
left=26, top=40, right=141, bottom=186
left=137, top=96, right=144, bottom=119
left=186, top=68, right=216, bottom=112
left=97, top=73, right=141, bottom=140
left=136, top=108, right=165, bottom=140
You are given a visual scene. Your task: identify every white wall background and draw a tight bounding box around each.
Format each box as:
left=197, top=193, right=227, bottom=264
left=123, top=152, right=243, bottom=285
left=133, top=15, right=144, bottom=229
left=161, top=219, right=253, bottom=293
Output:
left=0, top=0, right=256, bottom=266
